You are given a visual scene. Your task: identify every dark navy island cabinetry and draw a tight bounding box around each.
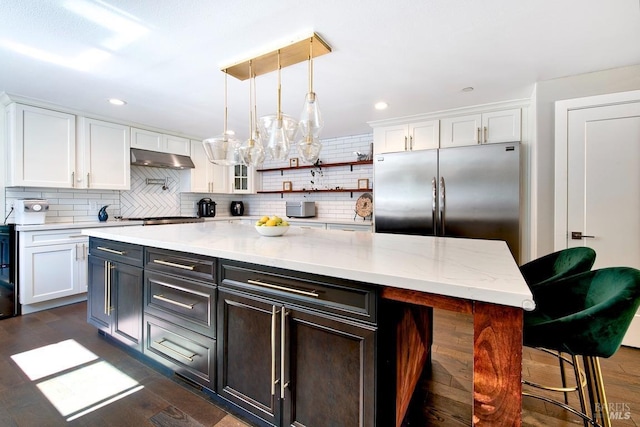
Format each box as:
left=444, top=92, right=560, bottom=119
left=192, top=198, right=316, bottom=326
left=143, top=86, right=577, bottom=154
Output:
left=86, top=237, right=386, bottom=427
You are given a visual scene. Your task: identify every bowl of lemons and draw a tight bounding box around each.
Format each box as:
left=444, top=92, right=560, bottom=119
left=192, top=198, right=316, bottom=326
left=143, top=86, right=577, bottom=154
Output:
left=255, top=215, right=290, bottom=236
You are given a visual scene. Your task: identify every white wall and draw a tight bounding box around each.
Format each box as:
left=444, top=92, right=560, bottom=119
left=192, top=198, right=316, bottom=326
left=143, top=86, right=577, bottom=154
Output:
left=533, top=63, right=640, bottom=257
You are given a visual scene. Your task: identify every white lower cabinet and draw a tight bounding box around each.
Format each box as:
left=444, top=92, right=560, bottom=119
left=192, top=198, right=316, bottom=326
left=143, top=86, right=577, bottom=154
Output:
left=19, top=229, right=88, bottom=304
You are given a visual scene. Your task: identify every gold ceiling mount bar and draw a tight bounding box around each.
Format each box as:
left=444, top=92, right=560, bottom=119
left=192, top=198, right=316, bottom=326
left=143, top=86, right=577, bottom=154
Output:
left=224, top=32, right=331, bottom=81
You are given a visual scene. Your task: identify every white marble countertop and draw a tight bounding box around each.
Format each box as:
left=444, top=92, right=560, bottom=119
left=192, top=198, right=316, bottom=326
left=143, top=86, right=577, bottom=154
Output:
left=15, top=220, right=143, bottom=232
left=205, top=216, right=373, bottom=227
left=82, top=221, right=534, bottom=310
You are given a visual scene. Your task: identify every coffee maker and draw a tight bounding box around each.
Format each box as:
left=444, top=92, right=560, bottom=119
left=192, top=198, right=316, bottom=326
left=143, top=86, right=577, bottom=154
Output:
left=230, top=201, right=244, bottom=216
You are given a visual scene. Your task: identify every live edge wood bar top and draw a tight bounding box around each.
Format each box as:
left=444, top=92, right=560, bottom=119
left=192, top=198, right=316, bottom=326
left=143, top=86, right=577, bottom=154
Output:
left=83, top=222, right=534, bottom=426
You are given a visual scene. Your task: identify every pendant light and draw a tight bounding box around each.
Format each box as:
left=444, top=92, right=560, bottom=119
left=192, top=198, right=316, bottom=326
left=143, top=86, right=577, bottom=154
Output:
left=261, top=50, right=298, bottom=161
left=203, top=70, right=241, bottom=166
left=297, top=37, right=323, bottom=164
left=238, top=60, right=265, bottom=167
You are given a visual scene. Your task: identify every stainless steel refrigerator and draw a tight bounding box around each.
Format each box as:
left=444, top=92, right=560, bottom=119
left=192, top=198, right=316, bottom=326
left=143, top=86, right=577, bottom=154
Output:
left=373, top=142, right=520, bottom=262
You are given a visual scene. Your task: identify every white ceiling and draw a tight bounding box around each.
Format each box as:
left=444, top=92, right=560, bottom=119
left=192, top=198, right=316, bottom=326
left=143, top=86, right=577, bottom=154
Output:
left=1, top=0, right=639, bottom=140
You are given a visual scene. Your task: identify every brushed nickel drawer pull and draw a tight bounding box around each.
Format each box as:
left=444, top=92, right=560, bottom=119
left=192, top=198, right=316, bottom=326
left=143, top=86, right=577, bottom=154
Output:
left=155, top=339, right=197, bottom=362
left=97, top=246, right=126, bottom=255
left=247, top=279, right=319, bottom=298
left=69, top=234, right=85, bottom=238
left=153, top=259, right=195, bottom=270
left=152, top=294, right=195, bottom=310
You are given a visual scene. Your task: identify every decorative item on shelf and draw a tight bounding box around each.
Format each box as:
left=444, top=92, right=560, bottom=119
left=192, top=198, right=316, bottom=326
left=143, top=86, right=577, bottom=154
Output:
left=203, top=70, right=241, bottom=167
left=354, top=192, right=373, bottom=221
left=297, top=37, right=323, bottom=164
left=238, top=60, right=265, bottom=167
left=358, top=178, right=369, bottom=189
left=289, top=157, right=299, bottom=168
left=261, top=49, right=298, bottom=161
left=283, top=181, right=293, bottom=191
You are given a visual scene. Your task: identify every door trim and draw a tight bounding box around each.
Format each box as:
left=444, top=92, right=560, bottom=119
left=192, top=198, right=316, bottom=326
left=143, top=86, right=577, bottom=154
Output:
left=554, top=89, right=640, bottom=250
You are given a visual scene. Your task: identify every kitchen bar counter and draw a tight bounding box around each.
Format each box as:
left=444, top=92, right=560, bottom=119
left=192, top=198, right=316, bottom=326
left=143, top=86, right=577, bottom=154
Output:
left=83, top=221, right=533, bottom=426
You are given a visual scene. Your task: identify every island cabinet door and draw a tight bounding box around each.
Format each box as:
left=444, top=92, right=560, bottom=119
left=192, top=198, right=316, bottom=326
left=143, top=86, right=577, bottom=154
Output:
left=87, top=255, right=143, bottom=351
left=217, top=289, right=282, bottom=426
left=282, top=307, right=377, bottom=427
left=88, top=255, right=110, bottom=332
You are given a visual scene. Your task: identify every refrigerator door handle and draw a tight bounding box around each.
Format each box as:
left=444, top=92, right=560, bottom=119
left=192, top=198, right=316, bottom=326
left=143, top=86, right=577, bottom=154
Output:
left=439, top=177, right=446, bottom=235
left=431, top=177, right=437, bottom=234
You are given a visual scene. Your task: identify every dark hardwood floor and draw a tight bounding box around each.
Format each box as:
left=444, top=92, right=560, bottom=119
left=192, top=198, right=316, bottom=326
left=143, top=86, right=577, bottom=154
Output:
left=0, top=302, right=637, bottom=426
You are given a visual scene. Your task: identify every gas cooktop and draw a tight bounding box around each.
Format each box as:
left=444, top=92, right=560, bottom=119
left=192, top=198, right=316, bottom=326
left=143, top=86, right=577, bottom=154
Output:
left=120, top=216, right=204, bottom=225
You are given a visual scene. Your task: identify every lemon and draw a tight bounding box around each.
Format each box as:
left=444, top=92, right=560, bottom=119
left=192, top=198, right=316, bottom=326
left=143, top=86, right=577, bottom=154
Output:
left=281, top=220, right=289, bottom=226
left=265, top=219, right=277, bottom=227
left=260, top=216, right=269, bottom=223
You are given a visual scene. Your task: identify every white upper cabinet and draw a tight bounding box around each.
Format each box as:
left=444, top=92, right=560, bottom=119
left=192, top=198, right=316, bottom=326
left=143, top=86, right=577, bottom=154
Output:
left=131, top=127, right=190, bottom=155
left=180, top=139, right=229, bottom=193
left=230, top=163, right=257, bottom=194
left=373, top=120, right=439, bottom=154
left=440, top=108, right=521, bottom=148
left=163, top=134, right=191, bottom=156
left=77, top=118, right=130, bottom=190
left=6, top=104, right=76, bottom=188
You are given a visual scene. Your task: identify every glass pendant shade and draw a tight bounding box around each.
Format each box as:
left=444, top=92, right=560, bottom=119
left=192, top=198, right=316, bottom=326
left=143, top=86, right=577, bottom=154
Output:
left=297, top=135, right=322, bottom=164
left=266, top=118, right=290, bottom=161
left=239, top=132, right=265, bottom=166
left=259, top=114, right=299, bottom=144
left=203, top=70, right=239, bottom=166
left=203, top=134, right=241, bottom=166
left=299, top=92, right=323, bottom=137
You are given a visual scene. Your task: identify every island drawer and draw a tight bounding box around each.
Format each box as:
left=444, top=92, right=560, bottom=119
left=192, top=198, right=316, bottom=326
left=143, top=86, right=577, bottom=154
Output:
left=144, top=271, right=216, bottom=338
left=220, top=260, right=377, bottom=324
left=89, top=238, right=143, bottom=266
left=143, top=314, right=215, bottom=389
left=145, top=247, right=215, bottom=282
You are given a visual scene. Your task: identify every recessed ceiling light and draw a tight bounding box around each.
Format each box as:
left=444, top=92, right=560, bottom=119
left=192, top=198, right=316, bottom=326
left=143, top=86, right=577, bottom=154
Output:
left=462, top=87, right=474, bottom=92
left=108, top=98, right=126, bottom=106
left=374, top=101, right=388, bottom=110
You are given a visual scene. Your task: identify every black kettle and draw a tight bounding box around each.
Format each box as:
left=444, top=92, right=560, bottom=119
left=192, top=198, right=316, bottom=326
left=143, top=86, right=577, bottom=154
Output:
left=197, top=198, right=216, bottom=217
left=230, top=201, right=244, bottom=216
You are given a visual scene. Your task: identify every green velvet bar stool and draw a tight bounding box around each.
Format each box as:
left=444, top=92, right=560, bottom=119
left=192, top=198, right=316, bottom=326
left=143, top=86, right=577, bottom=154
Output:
left=523, top=267, right=640, bottom=427
left=519, top=247, right=596, bottom=289
left=519, top=247, right=597, bottom=404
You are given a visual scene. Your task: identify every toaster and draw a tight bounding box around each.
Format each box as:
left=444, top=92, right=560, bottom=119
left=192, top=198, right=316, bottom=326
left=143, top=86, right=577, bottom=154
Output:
left=14, top=199, right=49, bottom=225
left=286, top=201, right=316, bottom=218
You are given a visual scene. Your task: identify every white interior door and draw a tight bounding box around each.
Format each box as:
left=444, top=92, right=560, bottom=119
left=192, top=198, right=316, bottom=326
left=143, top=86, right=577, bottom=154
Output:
left=561, top=97, right=640, bottom=347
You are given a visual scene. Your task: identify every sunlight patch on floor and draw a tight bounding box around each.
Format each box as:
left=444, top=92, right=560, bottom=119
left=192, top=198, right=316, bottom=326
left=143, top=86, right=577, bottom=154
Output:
left=11, top=339, right=144, bottom=421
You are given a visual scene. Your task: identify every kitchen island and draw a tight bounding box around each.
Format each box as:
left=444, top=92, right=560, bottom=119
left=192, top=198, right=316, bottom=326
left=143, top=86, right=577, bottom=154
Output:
left=83, top=221, right=534, bottom=427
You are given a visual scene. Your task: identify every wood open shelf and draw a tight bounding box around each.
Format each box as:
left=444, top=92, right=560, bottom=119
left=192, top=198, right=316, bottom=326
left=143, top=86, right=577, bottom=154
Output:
left=257, top=188, right=372, bottom=198
left=257, top=160, right=372, bottom=174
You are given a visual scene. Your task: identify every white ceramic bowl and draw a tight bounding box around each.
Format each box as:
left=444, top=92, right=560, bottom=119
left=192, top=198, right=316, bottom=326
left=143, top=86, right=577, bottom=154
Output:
left=255, top=225, right=290, bottom=237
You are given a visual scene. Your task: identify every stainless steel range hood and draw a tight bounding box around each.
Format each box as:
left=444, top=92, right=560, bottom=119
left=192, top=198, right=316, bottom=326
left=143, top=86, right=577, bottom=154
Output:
left=130, top=148, right=195, bottom=169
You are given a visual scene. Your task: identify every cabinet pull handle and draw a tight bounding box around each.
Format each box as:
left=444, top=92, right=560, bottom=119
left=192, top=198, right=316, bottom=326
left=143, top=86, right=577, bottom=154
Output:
left=247, top=279, right=319, bottom=298
left=409, top=135, right=413, bottom=150
left=281, top=308, right=289, bottom=399
left=152, top=294, right=195, bottom=310
left=476, top=128, right=481, bottom=144
left=87, top=173, right=90, bottom=188
left=75, top=244, right=80, bottom=261
left=84, top=244, right=87, bottom=260
left=71, top=171, right=75, bottom=188
left=483, top=126, right=488, bottom=143
left=271, top=305, right=278, bottom=396
left=404, top=136, right=408, bottom=151
left=97, top=246, right=126, bottom=255
left=104, top=261, right=109, bottom=315
left=153, top=259, right=195, bottom=271
left=69, top=234, right=85, bottom=238
left=155, top=339, right=197, bottom=362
